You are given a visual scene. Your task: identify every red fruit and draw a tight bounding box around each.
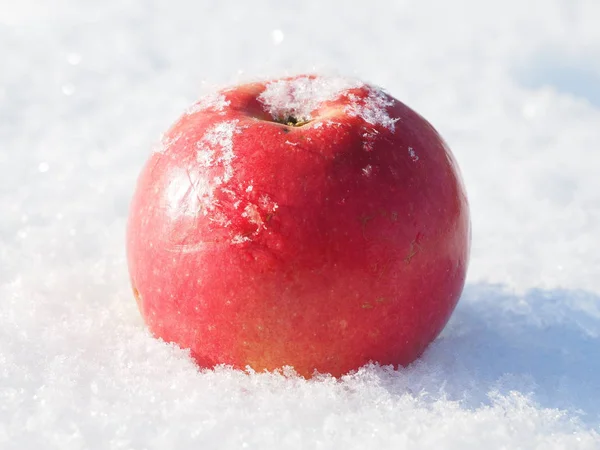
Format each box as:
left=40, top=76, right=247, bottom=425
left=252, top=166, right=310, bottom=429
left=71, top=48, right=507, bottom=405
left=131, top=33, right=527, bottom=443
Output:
left=127, top=75, right=470, bottom=377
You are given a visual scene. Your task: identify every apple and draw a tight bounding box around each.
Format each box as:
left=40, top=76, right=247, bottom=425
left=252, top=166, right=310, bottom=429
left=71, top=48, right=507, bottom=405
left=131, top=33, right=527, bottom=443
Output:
left=127, top=74, right=470, bottom=377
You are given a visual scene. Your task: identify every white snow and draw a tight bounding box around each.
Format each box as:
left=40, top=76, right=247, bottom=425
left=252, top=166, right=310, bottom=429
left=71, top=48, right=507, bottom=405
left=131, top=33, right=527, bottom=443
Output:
left=346, top=87, right=398, bottom=131
left=154, top=132, right=182, bottom=155
left=2, top=0, right=600, bottom=448
left=196, top=120, right=239, bottom=185
left=408, top=147, right=419, bottom=162
left=259, top=75, right=397, bottom=130
left=185, top=92, right=230, bottom=116
left=165, top=121, right=240, bottom=220
left=258, top=75, right=362, bottom=123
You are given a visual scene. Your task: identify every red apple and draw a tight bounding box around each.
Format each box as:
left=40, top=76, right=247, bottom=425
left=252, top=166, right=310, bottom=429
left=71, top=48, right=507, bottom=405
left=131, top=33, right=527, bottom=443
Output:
left=127, top=75, right=470, bottom=377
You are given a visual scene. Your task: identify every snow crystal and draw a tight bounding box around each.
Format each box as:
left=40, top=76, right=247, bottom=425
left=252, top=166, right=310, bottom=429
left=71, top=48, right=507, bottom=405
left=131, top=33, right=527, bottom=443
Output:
left=258, top=193, right=278, bottom=213
left=153, top=132, right=182, bottom=155
left=408, top=146, right=419, bottom=161
left=258, top=76, right=398, bottom=131
left=231, top=194, right=280, bottom=242
left=197, top=120, right=239, bottom=182
left=208, top=209, right=232, bottom=228
left=346, top=86, right=398, bottom=131
left=186, top=92, right=230, bottom=115
left=361, top=128, right=380, bottom=152
left=241, top=203, right=263, bottom=227
left=188, top=120, right=239, bottom=213
left=258, top=75, right=362, bottom=123
left=231, top=234, right=251, bottom=244
left=165, top=121, right=240, bottom=219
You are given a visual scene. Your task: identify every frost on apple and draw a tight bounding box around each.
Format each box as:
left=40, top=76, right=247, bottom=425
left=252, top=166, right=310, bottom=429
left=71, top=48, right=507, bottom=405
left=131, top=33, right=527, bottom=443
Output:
left=166, top=120, right=240, bottom=219
left=153, top=132, right=182, bottom=155
left=196, top=120, right=239, bottom=185
left=155, top=93, right=231, bottom=155
left=258, top=75, right=397, bottom=133
left=165, top=172, right=204, bottom=219
left=408, top=147, right=419, bottom=161
left=231, top=234, right=251, bottom=245
left=234, top=194, right=279, bottom=244
left=346, top=87, right=398, bottom=132
left=258, top=76, right=361, bottom=123
left=361, top=128, right=380, bottom=152
left=164, top=118, right=280, bottom=245
left=241, top=203, right=263, bottom=230
left=185, top=92, right=230, bottom=116
left=258, top=193, right=279, bottom=215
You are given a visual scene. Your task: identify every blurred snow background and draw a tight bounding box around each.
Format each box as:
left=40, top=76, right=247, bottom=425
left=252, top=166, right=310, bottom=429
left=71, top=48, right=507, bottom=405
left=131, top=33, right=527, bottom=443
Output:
left=1, top=0, right=600, bottom=448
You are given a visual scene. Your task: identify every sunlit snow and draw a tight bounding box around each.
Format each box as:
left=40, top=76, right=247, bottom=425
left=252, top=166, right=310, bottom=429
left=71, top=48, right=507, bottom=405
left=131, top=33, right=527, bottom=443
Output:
left=1, top=0, right=600, bottom=448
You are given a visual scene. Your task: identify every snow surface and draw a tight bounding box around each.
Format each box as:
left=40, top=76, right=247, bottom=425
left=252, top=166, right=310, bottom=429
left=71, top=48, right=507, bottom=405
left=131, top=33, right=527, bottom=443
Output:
left=1, top=0, right=600, bottom=448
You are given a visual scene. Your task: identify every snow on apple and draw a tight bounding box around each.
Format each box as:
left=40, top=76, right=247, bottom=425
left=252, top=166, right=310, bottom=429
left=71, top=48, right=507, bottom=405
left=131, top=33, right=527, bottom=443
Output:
left=127, top=74, right=470, bottom=377
left=185, top=92, right=230, bottom=116
left=258, top=76, right=361, bottom=123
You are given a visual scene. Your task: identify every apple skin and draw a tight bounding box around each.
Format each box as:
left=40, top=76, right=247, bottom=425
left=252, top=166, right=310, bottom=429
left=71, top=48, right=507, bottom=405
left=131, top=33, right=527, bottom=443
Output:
left=127, top=75, right=470, bottom=377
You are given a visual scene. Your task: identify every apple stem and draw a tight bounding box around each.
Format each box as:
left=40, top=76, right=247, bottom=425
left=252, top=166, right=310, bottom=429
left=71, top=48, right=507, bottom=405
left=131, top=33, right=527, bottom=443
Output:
left=275, top=116, right=311, bottom=127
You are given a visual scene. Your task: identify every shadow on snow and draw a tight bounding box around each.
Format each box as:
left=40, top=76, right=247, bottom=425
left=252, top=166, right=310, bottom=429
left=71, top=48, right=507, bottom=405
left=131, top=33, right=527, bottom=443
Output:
left=367, top=283, right=600, bottom=426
